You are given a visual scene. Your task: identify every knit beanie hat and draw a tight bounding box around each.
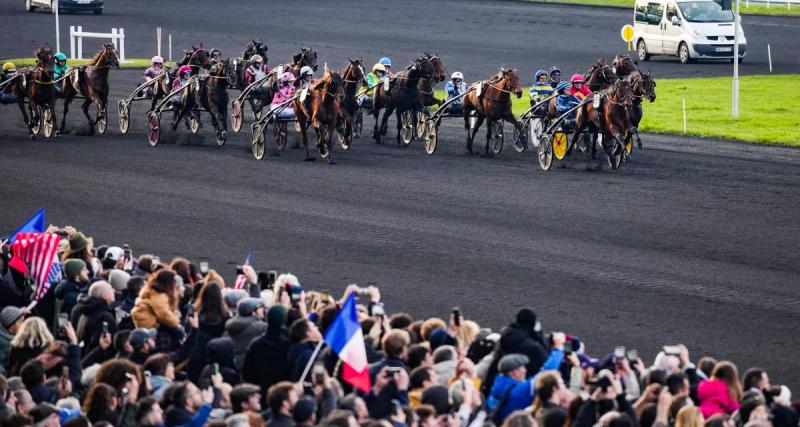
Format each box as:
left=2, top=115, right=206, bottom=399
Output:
left=63, top=259, right=86, bottom=280
left=266, top=304, right=287, bottom=335
left=108, top=269, right=131, bottom=292
left=0, top=306, right=25, bottom=329
left=68, top=232, right=90, bottom=254
left=515, top=307, right=537, bottom=329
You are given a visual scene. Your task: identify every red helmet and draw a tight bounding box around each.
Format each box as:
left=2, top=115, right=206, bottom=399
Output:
left=570, top=73, right=584, bottom=84
left=178, top=65, right=192, bottom=76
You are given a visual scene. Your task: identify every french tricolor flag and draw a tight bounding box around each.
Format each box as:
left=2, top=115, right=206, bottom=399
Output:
left=324, top=293, right=371, bottom=392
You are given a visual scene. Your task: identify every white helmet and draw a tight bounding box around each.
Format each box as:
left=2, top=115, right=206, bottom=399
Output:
left=300, top=66, right=313, bottom=77
left=451, top=72, right=463, bottom=80
left=151, top=55, right=164, bottom=64
left=251, top=54, right=263, bottom=63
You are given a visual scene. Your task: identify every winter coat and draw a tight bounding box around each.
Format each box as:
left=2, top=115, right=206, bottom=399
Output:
left=132, top=286, right=180, bottom=329
left=165, top=403, right=211, bottom=427
left=188, top=314, right=228, bottom=382
left=530, top=81, right=554, bottom=103
left=150, top=375, right=172, bottom=400
left=54, top=278, right=87, bottom=318
left=0, top=325, right=13, bottom=375
left=245, top=64, right=271, bottom=85
left=271, top=84, right=295, bottom=109
left=266, top=413, right=295, bottom=427
left=486, top=349, right=564, bottom=423
left=71, top=295, right=117, bottom=353
left=698, top=379, right=740, bottom=418
left=224, top=315, right=267, bottom=370
left=199, top=337, right=240, bottom=386
left=499, top=324, right=549, bottom=376
left=287, top=341, right=320, bottom=382
left=556, top=94, right=581, bottom=115
left=569, top=84, right=592, bottom=100
left=242, top=332, right=291, bottom=392
left=6, top=344, right=48, bottom=376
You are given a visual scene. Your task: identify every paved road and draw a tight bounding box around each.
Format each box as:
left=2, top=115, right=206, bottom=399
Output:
left=1, top=0, right=800, bottom=389
left=2, top=0, right=798, bottom=79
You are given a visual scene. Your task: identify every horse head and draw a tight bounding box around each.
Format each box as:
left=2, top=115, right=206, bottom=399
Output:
left=345, top=57, right=368, bottom=85
left=294, top=47, right=318, bottom=71
left=414, top=56, right=436, bottom=81
left=500, top=68, right=522, bottom=98
left=34, top=47, right=54, bottom=69
left=613, top=53, right=636, bottom=77
left=641, top=70, right=656, bottom=103
left=613, top=79, right=634, bottom=108
left=100, top=43, right=120, bottom=68
left=425, top=54, right=446, bottom=83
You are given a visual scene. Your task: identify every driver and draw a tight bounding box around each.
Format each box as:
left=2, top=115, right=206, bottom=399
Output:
left=445, top=71, right=467, bottom=114
left=548, top=66, right=562, bottom=89
left=297, top=66, right=315, bottom=88
left=54, top=52, right=69, bottom=94
left=555, top=81, right=581, bottom=129
left=568, top=74, right=592, bottom=100
left=170, top=65, right=193, bottom=108
left=142, top=56, right=164, bottom=97
left=358, top=63, right=387, bottom=109
left=378, top=57, right=393, bottom=78
left=529, top=69, right=554, bottom=109
left=209, top=48, right=222, bottom=65
left=245, top=54, right=271, bottom=99
left=271, top=72, right=297, bottom=120
left=0, top=62, right=18, bottom=104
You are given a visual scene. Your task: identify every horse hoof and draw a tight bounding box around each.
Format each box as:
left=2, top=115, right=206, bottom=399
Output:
left=304, top=157, right=316, bottom=162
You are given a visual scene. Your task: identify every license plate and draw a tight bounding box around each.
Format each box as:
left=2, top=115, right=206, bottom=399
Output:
left=715, top=47, right=732, bottom=52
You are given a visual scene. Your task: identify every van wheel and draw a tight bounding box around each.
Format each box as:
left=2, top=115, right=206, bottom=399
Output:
left=637, top=40, right=650, bottom=61
left=679, top=43, right=692, bottom=64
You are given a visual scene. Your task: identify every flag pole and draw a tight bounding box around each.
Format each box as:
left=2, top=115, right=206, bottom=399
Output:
left=297, top=341, right=325, bottom=385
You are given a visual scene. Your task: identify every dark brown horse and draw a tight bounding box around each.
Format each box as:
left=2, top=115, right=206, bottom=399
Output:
left=186, top=59, right=231, bottom=142
left=60, top=43, right=119, bottom=135
left=574, top=79, right=634, bottom=168
left=338, top=58, right=368, bottom=147
left=418, top=53, right=447, bottom=108
left=372, top=56, right=436, bottom=145
left=461, top=69, right=524, bottom=156
left=288, top=47, right=319, bottom=76
left=612, top=53, right=638, bottom=78
left=232, top=40, right=268, bottom=90
left=10, top=47, right=58, bottom=139
left=294, top=69, right=344, bottom=163
left=149, top=45, right=210, bottom=112
left=626, top=68, right=656, bottom=149
left=585, top=58, right=618, bottom=92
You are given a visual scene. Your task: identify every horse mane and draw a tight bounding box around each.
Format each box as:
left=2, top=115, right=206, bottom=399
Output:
left=89, top=46, right=106, bottom=66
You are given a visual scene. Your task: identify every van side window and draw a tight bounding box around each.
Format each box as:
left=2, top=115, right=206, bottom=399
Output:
left=666, top=3, right=678, bottom=21
left=646, top=2, right=664, bottom=25
left=635, top=3, right=648, bottom=22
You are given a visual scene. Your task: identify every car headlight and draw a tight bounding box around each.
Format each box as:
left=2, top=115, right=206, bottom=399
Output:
left=692, top=28, right=703, bottom=37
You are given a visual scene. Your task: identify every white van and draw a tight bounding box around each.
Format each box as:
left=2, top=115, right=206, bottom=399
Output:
left=633, top=0, right=746, bottom=64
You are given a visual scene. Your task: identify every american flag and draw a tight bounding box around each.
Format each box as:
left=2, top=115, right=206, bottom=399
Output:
left=11, top=232, right=61, bottom=301
left=233, top=251, right=253, bottom=289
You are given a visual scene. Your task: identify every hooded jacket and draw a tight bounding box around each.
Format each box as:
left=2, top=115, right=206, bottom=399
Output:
left=242, top=305, right=291, bottom=391
left=499, top=324, right=548, bottom=376
left=486, top=348, right=564, bottom=423
left=287, top=340, right=320, bottom=382
left=72, top=294, right=117, bottom=353
left=224, top=315, right=267, bottom=370
left=199, top=336, right=241, bottom=386
left=54, top=278, right=87, bottom=318
left=0, top=324, right=13, bottom=375
left=132, top=285, right=180, bottom=329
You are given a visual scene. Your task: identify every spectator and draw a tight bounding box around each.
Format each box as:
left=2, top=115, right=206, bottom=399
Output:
left=82, top=383, right=118, bottom=424
left=742, top=368, right=769, bottom=395
left=143, top=353, right=174, bottom=399
left=54, top=259, right=89, bottom=318
left=29, top=403, right=60, bottom=427
left=243, top=304, right=291, bottom=394
left=188, top=275, right=230, bottom=382
left=225, top=297, right=268, bottom=370
left=61, top=232, right=95, bottom=277
left=0, top=306, right=25, bottom=375
left=133, top=255, right=155, bottom=279
left=120, top=276, right=145, bottom=314
left=132, top=269, right=182, bottom=330
left=409, top=367, right=439, bottom=407
left=14, top=388, right=36, bottom=416
left=369, top=329, right=411, bottom=378
left=128, top=327, right=158, bottom=365
left=230, top=383, right=261, bottom=414
left=338, top=394, right=369, bottom=422
left=287, top=319, right=323, bottom=382
left=675, top=406, right=704, bottom=427
left=135, top=397, right=164, bottom=427
left=162, top=381, right=212, bottom=427
left=489, top=307, right=548, bottom=390
left=407, top=344, right=432, bottom=371
left=531, top=370, right=570, bottom=427
left=7, top=317, right=54, bottom=376
left=108, top=269, right=131, bottom=294
left=199, top=337, right=240, bottom=387
left=294, top=396, right=318, bottom=427
left=72, top=281, right=117, bottom=354
left=698, top=361, right=742, bottom=418
left=503, top=410, right=537, bottom=427
left=266, top=382, right=299, bottom=427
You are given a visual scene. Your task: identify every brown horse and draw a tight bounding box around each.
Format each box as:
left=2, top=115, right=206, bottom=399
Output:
left=574, top=79, right=634, bottom=169
left=461, top=69, right=524, bottom=156
left=626, top=68, right=656, bottom=149
left=184, top=59, right=231, bottom=142
left=149, top=45, right=210, bottom=112
left=372, top=56, right=436, bottom=145
left=10, top=47, right=58, bottom=139
left=60, top=43, right=119, bottom=135
left=612, top=53, right=638, bottom=78
left=418, top=53, right=447, bottom=108
left=585, top=58, right=618, bottom=92
left=294, top=69, right=344, bottom=163
left=338, top=58, right=368, bottom=147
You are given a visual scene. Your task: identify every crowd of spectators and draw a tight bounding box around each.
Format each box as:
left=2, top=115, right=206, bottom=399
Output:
left=0, top=226, right=797, bottom=427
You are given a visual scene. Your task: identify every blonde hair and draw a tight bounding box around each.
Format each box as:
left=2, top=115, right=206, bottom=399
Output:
left=455, top=320, right=480, bottom=346
left=675, top=405, right=704, bottom=427
left=420, top=318, right=447, bottom=341
left=10, top=317, right=54, bottom=349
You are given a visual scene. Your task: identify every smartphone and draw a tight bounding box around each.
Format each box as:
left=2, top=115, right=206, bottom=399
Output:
left=58, top=313, right=69, bottom=329
left=627, top=349, right=638, bottom=361
left=249, top=283, right=261, bottom=298
left=153, top=256, right=161, bottom=266
left=62, top=366, right=69, bottom=378
left=199, top=262, right=209, bottom=275
left=212, top=363, right=219, bottom=375
left=385, top=367, right=403, bottom=376
left=102, top=321, right=109, bottom=334
left=267, top=270, right=277, bottom=285
left=663, top=345, right=681, bottom=356
left=614, top=346, right=626, bottom=359
left=313, top=362, right=325, bottom=385
left=452, top=307, right=461, bottom=327
left=371, top=303, right=385, bottom=317
left=391, top=399, right=402, bottom=418
left=564, top=341, right=574, bottom=355
left=123, top=244, right=132, bottom=260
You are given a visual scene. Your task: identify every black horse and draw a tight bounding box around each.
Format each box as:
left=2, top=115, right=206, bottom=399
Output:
left=231, top=40, right=268, bottom=90
left=372, top=56, right=436, bottom=145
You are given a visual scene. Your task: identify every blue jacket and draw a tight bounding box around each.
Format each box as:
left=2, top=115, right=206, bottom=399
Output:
left=445, top=80, right=467, bottom=102
left=487, top=349, right=564, bottom=422
left=556, top=94, right=580, bottom=115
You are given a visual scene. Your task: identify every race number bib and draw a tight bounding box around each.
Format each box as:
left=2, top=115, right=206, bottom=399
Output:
left=476, top=83, right=482, bottom=97
left=382, top=77, right=389, bottom=91
left=300, top=87, right=309, bottom=102
left=593, top=94, right=601, bottom=109
left=275, top=65, right=283, bottom=76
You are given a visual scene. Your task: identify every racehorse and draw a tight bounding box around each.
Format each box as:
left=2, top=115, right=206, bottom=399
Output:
left=574, top=78, right=634, bottom=169
left=338, top=58, right=368, bottom=148
left=461, top=68, right=525, bottom=156
left=418, top=53, right=447, bottom=108
left=294, top=68, right=344, bottom=163
left=584, top=58, right=618, bottom=92
left=372, top=56, right=436, bottom=145
left=60, top=42, right=119, bottom=135
left=185, top=59, right=231, bottom=143
left=626, top=68, right=656, bottom=150
left=232, top=40, right=268, bottom=90
left=612, top=53, right=638, bottom=78
left=9, top=47, right=58, bottom=139
left=288, top=47, right=319, bottom=76
left=149, top=45, right=210, bottom=112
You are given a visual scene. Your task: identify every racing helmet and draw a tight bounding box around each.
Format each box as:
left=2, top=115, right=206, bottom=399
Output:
left=451, top=71, right=463, bottom=80
left=379, top=57, right=392, bottom=67
left=251, top=54, right=263, bottom=63
left=372, top=63, right=386, bottom=73
left=535, top=69, right=547, bottom=81
left=300, top=66, right=314, bottom=78
left=549, top=66, right=561, bottom=76
left=570, top=74, right=584, bottom=84
left=54, top=52, right=67, bottom=62
left=556, top=81, right=570, bottom=93
left=3, top=62, right=15, bottom=72
left=210, top=48, right=221, bottom=57
left=178, top=65, right=192, bottom=76
left=151, top=55, right=164, bottom=64
left=279, top=72, right=295, bottom=83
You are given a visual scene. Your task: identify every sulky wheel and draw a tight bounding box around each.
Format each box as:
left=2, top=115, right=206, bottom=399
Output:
left=42, top=107, right=54, bottom=138
left=624, top=131, right=633, bottom=158
left=415, top=110, right=428, bottom=140
left=488, top=121, right=504, bottom=155
left=424, top=121, right=438, bottom=155
left=118, top=100, right=130, bottom=134
left=538, top=134, right=554, bottom=171
left=274, top=121, right=288, bottom=151
left=512, top=123, right=528, bottom=153
left=231, top=99, right=243, bottom=133
left=529, top=118, right=544, bottom=149
left=251, top=122, right=266, bottom=160
left=400, top=111, right=414, bottom=146
left=96, top=105, right=108, bottom=134
left=553, top=131, right=569, bottom=160
left=32, top=106, right=42, bottom=135
left=147, top=112, right=161, bottom=147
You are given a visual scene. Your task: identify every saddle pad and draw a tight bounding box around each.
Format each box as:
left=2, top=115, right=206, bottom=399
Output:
left=383, top=77, right=390, bottom=91
left=476, top=82, right=483, bottom=97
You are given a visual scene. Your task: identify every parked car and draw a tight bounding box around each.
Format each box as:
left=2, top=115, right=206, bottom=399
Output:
left=26, top=0, right=104, bottom=15
left=633, top=0, right=746, bottom=64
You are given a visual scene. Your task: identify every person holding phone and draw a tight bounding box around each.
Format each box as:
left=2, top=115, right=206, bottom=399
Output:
left=54, top=259, right=90, bottom=319
left=72, top=282, right=117, bottom=356
left=0, top=305, right=25, bottom=375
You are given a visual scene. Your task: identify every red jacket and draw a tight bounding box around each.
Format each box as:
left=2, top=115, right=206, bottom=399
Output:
left=569, top=84, right=592, bottom=100
left=697, top=379, right=740, bottom=419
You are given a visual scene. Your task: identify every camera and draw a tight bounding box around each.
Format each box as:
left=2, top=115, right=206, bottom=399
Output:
left=57, top=313, right=69, bottom=329
left=102, top=321, right=109, bottom=334
left=356, top=287, right=371, bottom=297
left=614, top=346, right=626, bottom=359
left=452, top=307, right=461, bottom=327
left=285, top=283, right=303, bottom=305
left=371, top=303, right=385, bottom=318
left=385, top=367, right=403, bottom=377
left=123, top=243, right=132, bottom=260
left=663, top=345, right=681, bottom=356
left=199, top=262, right=208, bottom=276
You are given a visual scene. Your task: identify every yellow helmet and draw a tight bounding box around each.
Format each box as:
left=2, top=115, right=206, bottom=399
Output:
left=2, top=62, right=15, bottom=72
left=372, top=63, right=386, bottom=73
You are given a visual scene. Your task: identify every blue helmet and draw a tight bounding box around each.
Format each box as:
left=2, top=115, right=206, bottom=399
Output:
left=54, top=52, right=67, bottom=61
left=379, top=57, right=391, bottom=67
left=535, top=69, right=547, bottom=82
left=556, top=81, right=570, bottom=93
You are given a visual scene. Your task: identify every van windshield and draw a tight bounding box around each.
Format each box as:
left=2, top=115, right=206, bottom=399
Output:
left=677, top=1, right=734, bottom=22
